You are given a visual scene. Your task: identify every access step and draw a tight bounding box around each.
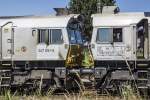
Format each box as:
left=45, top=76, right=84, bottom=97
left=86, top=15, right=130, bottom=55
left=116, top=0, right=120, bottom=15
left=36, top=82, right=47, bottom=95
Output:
left=137, top=63, right=149, bottom=67
left=0, top=77, right=11, bottom=87
left=138, top=86, right=148, bottom=89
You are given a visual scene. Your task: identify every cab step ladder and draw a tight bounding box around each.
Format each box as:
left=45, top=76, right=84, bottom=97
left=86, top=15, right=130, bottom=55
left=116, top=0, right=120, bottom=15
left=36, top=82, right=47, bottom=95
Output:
left=137, top=70, right=148, bottom=89
left=0, top=70, right=12, bottom=87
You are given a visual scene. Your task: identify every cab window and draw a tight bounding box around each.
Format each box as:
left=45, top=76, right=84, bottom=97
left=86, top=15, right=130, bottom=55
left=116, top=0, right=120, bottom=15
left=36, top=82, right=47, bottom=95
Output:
left=97, top=28, right=112, bottom=43
left=38, top=29, right=48, bottom=43
left=113, top=28, right=123, bottom=42
left=96, top=28, right=123, bottom=43
left=37, top=29, right=63, bottom=44
left=51, top=29, right=63, bottom=44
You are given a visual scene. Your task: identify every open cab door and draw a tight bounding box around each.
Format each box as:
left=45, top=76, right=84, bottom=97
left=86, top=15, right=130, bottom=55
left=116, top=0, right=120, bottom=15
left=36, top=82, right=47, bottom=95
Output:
left=136, top=19, right=149, bottom=59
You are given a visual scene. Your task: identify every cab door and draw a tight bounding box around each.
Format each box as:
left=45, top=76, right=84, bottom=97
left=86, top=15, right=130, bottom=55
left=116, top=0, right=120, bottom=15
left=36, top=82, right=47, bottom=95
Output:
left=136, top=19, right=149, bottom=59
left=2, top=22, right=13, bottom=60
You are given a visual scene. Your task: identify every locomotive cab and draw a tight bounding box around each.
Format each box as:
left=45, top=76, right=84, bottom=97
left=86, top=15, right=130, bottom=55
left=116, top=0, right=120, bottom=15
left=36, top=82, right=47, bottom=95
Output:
left=91, top=13, right=150, bottom=95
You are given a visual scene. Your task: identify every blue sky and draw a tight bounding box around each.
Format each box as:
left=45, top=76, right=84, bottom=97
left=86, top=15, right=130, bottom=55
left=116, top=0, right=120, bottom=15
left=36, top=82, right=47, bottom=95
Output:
left=0, top=0, right=150, bottom=16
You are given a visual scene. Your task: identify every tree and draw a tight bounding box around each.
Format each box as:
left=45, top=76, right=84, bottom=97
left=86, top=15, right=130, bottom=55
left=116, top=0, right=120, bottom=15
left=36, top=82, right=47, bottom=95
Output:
left=68, top=0, right=116, bottom=39
left=69, top=0, right=97, bottom=39
left=99, top=0, right=116, bottom=6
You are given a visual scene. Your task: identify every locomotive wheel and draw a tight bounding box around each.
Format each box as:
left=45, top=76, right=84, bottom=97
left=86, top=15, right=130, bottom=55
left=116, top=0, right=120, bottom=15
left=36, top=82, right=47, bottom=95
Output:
left=46, top=73, right=65, bottom=94
left=98, top=77, right=133, bottom=96
left=108, top=80, right=123, bottom=96
left=66, top=73, right=85, bottom=93
left=47, top=79, right=58, bottom=94
left=138, top=88, right=149, bottom=98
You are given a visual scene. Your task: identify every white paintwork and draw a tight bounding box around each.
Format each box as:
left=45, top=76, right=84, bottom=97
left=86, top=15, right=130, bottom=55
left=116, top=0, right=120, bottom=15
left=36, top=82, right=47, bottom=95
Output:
left=0, top=14, right=77, bottom=61
left=13, top=27, right=37, bottom=60
left=92, top=12, right=145, bottom=27
left=91, top=12, right=150, bottom=61
left=0, top=14, right=76, bottom=28
left=36, top=28, right=69, bottom=61
left=12, top=27, right=69, bottom=61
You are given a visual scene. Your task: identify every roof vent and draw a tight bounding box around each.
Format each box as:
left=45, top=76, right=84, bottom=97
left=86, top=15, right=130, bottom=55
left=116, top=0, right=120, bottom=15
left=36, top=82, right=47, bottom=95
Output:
left=102, top=6, right=120, bottom=14
left=54, top=8, right=69, bottom=16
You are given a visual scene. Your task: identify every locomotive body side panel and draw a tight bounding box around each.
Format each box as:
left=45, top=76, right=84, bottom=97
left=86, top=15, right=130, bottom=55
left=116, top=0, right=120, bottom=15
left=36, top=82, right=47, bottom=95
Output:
left=0, top=15, right=74, bottom=61
left=124, top=26, right=135, bottom=60
left=91, top=26, right=133, bottom=61
left=91, top=13, right=145, bottom=61
left=13, top=27, right=37, bottom=60
left=12, top=27, right=69, bottom=61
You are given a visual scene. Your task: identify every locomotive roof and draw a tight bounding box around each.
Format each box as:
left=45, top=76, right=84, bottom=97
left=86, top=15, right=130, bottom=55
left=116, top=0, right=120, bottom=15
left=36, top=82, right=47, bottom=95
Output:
left=0, top=14, right=78, bottom=28
left=92, top=12, right=150, bottom=27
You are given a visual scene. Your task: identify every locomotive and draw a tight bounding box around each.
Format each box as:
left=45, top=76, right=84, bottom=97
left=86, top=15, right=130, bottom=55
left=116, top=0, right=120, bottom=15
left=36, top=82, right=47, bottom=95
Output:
left=0, top=14, right=94, bottom=92
left=0, top=11, right=150, bottom=95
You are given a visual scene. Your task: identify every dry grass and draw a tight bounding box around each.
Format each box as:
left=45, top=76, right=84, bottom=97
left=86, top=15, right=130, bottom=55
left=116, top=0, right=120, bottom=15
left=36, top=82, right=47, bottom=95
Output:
left=0, top=70, right=144, bottom=100
left=0, top=86, right=144, bottom=100
left=0, top=95, right=141, bottom=100
left=0, top=95, right=119, bottom=100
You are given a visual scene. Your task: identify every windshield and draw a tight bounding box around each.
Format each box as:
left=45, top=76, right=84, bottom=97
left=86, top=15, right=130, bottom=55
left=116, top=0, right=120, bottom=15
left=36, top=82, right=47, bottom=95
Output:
left=67, top=23, right=83, bottom=44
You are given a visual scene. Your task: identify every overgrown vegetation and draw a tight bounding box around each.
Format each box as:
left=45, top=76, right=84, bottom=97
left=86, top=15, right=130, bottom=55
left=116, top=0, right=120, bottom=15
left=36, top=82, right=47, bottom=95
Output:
left=0, top=67, right=144, bottom=100
left=0, top=75, right=144, bottom=100
left=0, top=86, right=143, bottom=100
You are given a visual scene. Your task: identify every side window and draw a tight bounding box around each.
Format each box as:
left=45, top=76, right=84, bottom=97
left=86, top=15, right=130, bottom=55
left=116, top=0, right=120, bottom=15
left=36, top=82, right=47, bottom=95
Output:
left=51, top=29, right=63, bottom=44
left=48, top=30, right=51, bottom=44
left=113, top=28, right=123, bottom=42
left=38, top=29, right=63, bottom=44
left=96, top=28, right=123, bottom=43
left=38, top=29, right=48, bottom=44
left=96, top=28, right=112, bottom=43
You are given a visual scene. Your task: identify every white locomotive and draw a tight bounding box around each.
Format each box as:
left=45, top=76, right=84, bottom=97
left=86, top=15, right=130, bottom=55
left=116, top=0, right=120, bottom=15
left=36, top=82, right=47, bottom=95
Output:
left=0, top=14, right=86, bottom=91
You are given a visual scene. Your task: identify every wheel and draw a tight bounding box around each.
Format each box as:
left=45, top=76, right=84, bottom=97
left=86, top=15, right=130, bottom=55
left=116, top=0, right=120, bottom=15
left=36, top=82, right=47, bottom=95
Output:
left=66, top=73, right=85, bottom=93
